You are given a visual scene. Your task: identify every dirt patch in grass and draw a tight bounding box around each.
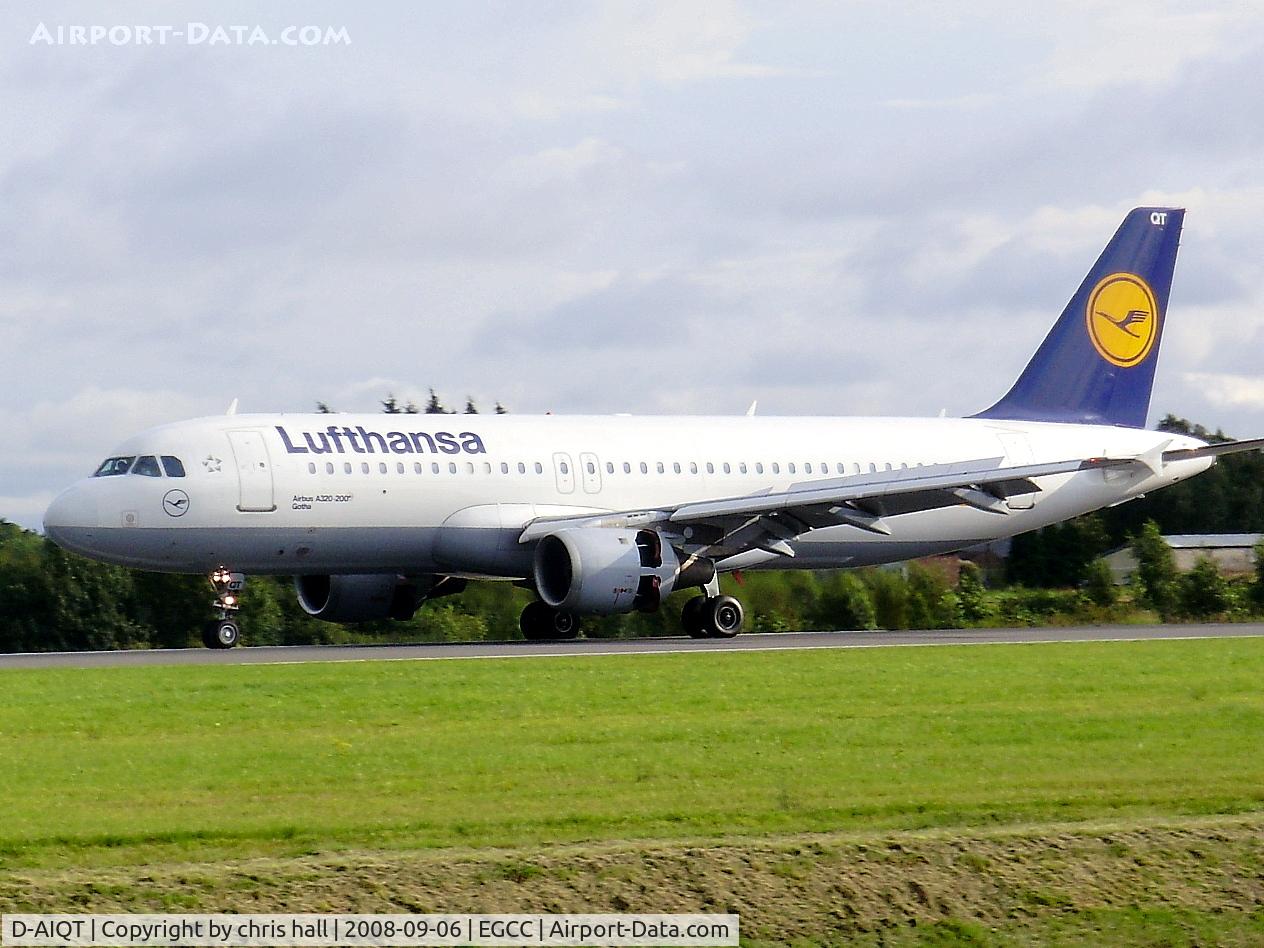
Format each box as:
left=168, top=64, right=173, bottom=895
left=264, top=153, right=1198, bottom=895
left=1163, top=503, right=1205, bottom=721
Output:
left=2, top=815, right=1262, bottom=944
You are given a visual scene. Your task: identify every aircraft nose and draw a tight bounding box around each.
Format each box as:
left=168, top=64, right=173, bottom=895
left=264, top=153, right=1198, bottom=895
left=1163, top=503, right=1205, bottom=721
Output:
left=43, top=484, right=99, bottom=551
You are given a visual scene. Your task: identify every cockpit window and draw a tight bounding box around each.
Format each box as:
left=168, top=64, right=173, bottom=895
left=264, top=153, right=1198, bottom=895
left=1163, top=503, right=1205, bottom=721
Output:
left=94, top=456, right=136, bottom=477
left=161, top=456, right=186, bottom=478
left=132, top=455, right=162, bottom=477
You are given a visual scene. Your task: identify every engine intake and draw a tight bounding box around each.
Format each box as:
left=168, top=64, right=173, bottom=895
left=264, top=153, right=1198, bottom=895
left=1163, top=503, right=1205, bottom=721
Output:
left=295, top=574, right=422, bottom=623
left=533, top=528, right=713, bottom=615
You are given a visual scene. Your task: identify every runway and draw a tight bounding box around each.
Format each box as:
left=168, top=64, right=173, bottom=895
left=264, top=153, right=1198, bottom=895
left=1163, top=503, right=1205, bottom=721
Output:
left=1, top=623, right=1262, bottom=669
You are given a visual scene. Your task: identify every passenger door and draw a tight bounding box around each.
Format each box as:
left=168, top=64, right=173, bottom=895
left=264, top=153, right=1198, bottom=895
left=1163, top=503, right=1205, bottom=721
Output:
left=228, top=429, right=276, bottom=512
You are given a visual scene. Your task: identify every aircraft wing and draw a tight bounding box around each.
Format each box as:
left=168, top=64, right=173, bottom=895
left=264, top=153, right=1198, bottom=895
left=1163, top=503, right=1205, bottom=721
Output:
left=518, top=452, right=1155, bottom=559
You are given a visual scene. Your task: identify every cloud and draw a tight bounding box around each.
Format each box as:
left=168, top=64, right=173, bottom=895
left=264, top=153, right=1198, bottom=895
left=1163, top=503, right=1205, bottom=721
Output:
left=3, top=2, right=1264, bottom=530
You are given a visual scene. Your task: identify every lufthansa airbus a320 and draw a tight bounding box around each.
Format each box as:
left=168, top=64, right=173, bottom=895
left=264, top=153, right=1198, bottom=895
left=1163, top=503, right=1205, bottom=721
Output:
left=44, top=208, right=1264, bottom=647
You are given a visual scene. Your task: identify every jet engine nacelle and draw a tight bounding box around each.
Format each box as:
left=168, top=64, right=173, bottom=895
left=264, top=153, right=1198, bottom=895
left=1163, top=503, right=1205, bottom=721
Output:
left=533, top=528, right=713, bottom=615
left=295, top=574, right=421, bottom=623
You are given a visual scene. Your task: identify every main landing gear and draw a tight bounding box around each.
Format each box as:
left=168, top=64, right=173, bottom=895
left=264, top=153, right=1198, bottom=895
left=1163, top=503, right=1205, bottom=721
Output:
left=203, top=568, right=245, bottom=649
left=681, top=594, right=745, bottom=639
left=520, top=600, right=580, bottom=640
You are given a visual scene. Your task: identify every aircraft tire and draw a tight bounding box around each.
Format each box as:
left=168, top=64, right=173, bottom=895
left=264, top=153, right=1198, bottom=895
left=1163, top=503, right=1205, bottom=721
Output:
left=204, top=619, right=240, bottom=649
left=704, top=595, right=744, bottom=638
left=682, top=596, right=709, bottom=638
left=520, top=601, right=580, bottom=640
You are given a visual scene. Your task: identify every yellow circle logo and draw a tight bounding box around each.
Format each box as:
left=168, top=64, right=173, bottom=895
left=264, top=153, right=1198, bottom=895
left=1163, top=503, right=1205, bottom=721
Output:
left=1085, top=272, right=1159, bottom=368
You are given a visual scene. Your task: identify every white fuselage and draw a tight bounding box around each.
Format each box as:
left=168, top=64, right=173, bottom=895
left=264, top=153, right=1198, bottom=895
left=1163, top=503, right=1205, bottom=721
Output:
left=43, top=413, right=1211, bottom=578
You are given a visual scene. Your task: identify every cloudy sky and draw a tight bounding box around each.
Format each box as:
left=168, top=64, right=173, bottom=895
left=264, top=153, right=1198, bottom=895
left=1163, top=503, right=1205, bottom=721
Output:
left=3, top=1, right=1263, bottom=530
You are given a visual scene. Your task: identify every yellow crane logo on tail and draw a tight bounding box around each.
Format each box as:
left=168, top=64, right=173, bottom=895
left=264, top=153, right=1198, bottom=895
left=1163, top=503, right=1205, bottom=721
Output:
left=1085, top=272, right=1160, bottom=368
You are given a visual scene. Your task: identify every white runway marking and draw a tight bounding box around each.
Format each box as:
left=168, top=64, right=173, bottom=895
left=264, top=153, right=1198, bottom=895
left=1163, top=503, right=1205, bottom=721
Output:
left=2, top=625, right=1262, bottom=670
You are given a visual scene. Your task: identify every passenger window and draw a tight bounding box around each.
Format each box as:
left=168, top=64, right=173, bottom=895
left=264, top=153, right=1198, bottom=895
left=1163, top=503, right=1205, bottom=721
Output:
left=656, top=462, right=665, bottom=474
left=673, top=462, right=682, bottom=474
left=161, top=456, right=186, bottom=477
left=722, top=462, right=731, bottom=474
left=804, top=463, right=813, bottom=474
left=560, top=461, right=569, bottom=475
left=640, top=462, right=648, bottom=474
left=755, top=462, right=764, bottom=474
left=789, top=463, right=797, bottom=474
left=415, top=463, right=423, bottom=474
left=706, top=462, right=715, bottom=474
left=132, top=456, right=162, bottom=477
left=482, top=462, right=491, bottom=474
left=325, top=462, right=334, bottom=474
left=344, top=463, right=353, bottom=474
left=361, top=462, right=370, bottom=474
left=379, top=463, right=388, bottom=474
left=587, top=461, right=597, bottom=475
left=449, top=462, right=458, bottom=474
left=518, top=462, right=526, bottom=474
left=739, top=462, right=748, bottom=474
left=690, top=462, right=699, bottom=474
left=534, top=462, right=543, bottom=474
left=467, top=462, right=476, bottom=474
left=606, top=462, right=614, bottom=474
left=396, top=462, right=404, bottom=474
left=837, top=463, right=845, bottom=475
left=772, top=462, right=780, bottom=474
left=433, top=462, right=441, bottom=474
left=623, top=462, right=632, bottom=474
left=308, top=462, right=316, bottom=474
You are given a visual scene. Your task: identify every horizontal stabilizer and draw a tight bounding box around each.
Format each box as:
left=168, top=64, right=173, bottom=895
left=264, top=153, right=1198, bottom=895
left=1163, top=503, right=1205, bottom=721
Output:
left=1162, top=437, right=1264, bottom=462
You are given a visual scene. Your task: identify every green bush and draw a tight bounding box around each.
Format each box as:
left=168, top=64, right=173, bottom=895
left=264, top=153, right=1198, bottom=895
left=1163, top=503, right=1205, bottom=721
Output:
left=1083, top=558, right=1118, bottom=608
left=1131, top=521, right=1179, bottom=619
left=956, top=561, right=992, bottom=623
left=811, top=571, right=877, bottom=631
left=1178, top=556, right=1229, bottom=619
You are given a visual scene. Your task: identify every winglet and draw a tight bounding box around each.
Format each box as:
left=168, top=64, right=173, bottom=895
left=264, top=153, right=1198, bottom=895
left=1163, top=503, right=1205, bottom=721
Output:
left=226, top=398, right=239, bottom=416
left=746, top=400, right=758, bottom=417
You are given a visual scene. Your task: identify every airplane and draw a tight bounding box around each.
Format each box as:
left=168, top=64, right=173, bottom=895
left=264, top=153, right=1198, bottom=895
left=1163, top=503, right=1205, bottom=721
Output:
left=43, top=207, right=1264, bottom=648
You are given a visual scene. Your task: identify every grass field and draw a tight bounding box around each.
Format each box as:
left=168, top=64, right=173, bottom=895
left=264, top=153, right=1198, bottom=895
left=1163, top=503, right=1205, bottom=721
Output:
left=2, top=637, right=1264, bottom=943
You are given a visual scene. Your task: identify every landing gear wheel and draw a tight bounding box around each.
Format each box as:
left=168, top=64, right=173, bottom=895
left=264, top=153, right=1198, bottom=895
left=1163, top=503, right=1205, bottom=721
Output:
left=520, top=601, right=581, bottom=641
left=682, top=596, right=709, bottom=638
left=203, top=619, right=240, bottom=650
left=205, top=568, right=246, bottom=649
left=703, top=595, right=744, bottom=638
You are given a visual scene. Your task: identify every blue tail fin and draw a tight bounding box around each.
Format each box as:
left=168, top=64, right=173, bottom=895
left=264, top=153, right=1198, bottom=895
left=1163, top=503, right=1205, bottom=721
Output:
left=974, top=206, right=1184, bottom=428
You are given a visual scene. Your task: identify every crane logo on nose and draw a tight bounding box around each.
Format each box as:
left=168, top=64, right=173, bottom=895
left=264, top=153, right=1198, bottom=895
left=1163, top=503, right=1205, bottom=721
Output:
left=1086, top=272, right=1160, bottom=368
left=162, top=489, right=190, bottom=518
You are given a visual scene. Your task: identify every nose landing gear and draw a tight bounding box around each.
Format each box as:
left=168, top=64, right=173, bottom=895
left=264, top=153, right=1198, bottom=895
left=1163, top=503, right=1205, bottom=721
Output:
left=203, top=568, right=245, bottom=649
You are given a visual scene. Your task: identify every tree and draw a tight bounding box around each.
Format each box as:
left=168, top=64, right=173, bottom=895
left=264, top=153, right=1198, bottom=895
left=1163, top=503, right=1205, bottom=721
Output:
left=316, top=401, right=334, bottom=414
left=424, top=388, right=448, bottom=414
left=382, top=394, right=402, bottom=414
left=1082, top=558, right=1118, bottom=607
left=1131, top=520, right=1178, bottom=619
left=464, top=397, right=479, bottom=414
left=494, top=402, right=508, bottom=415
left=1252, top=539, right=1264, bottom=613
left=956, top=561, right=992, bottom=623
left=812, top=572, right=877, bottom=631
left=1178, top=555, right=1228, bottom=619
